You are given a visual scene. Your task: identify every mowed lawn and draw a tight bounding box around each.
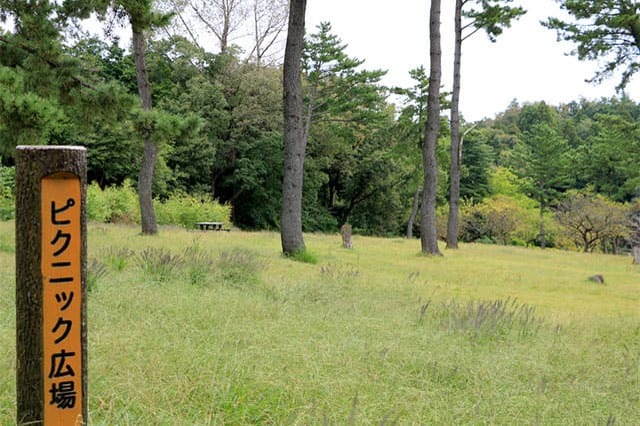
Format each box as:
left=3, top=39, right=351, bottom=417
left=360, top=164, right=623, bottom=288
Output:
left=0, top=221, right=638, bottom=424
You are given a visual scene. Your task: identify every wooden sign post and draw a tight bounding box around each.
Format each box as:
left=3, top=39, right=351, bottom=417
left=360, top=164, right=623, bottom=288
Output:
left=16, top=146, right=87, bottom=425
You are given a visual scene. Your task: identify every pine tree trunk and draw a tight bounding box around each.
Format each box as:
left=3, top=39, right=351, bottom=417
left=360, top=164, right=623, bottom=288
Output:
left=132, top=25, right=158, bottom=235
left=280, top=0, right=307, bottom=255
left=446, top=0, right=463, bottom=250
left=407, top=188, right=421, bottom=239
left=539, top=201, right=546, bottom=249
left=421, top=0, right=443, bottom=256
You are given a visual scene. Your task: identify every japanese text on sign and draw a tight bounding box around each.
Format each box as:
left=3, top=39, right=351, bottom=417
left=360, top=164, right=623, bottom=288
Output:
left=42, top=173, right=83, bottom=424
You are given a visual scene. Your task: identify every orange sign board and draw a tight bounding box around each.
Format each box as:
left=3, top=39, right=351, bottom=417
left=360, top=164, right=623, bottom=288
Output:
left=41, top=172, right=83, bottom=425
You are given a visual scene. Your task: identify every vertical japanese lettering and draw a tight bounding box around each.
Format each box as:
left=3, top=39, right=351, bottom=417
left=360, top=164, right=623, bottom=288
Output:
left=51, top=198, right=76, bottom=225
left=42, top=173, right=83, bottom=423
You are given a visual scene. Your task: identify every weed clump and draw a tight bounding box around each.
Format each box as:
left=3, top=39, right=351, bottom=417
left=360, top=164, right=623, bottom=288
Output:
left=284, top=249, right=318, bottom=264
left=136, top=247, right=183, bottom=283
left=87, top=258, right=107, bottom=292
left=421, top=297, right=543, bottom=339
left=182, top=242, right=215, bottom=287
left=100, top=246, right=135, bottom=272
left=217, top=248, right=267, bottom=288
left=0, top=240, right=13, bottom=254
left=319, top=263, right=360, bottom=282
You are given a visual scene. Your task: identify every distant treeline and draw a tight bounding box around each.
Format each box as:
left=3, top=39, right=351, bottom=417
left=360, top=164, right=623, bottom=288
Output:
left=1, top=16, right=639, bottom=250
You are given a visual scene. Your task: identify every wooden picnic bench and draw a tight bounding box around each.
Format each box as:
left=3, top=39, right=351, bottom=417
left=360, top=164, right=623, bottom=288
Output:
left=196, top=221, right=225, bottom=231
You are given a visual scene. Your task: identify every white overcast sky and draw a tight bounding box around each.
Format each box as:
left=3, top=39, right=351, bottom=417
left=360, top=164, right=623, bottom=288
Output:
left=71, top=0, right=639, bottom=122
left=306, top=0, right=640, bottom=122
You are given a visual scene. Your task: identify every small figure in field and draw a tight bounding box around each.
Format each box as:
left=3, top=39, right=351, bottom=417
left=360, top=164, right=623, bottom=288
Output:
left=340, top=223, right=354, bottom=249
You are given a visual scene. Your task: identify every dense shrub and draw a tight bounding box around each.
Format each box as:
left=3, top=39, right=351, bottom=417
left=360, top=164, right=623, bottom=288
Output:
left=105, top=180, right=140, bottom=223
left=86, top=183, right=230, bottom=228
left=87, top=182, right=112, bottom=223
left=87, top=180, right=139, bottom=223
left=459, top=195, right=539, bottom=246
left=155, top=193, right=231, bottom=229
left=0, top=165, right=15, bottom=220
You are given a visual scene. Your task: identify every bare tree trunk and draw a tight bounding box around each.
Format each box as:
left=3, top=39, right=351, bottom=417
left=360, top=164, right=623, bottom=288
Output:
left=446, top=0, right=463, bottom=250
left=253, top=0, right=262, bottom=66
left=280, top=0, right=307, bottom=255
left=421, top=0, right=443, bottom=256
left=132, top=25, right=158, bottom=235
left=631, top=209, right=640, bottom=264
left=539, top=201, right=546, bottom=249
left=407, top=187, right=421, bottom=239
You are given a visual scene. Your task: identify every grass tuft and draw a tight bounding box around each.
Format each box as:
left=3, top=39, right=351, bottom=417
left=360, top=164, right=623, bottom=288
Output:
left=217, top=248, right=267, bottom=288
left=136, top=247, right=183, bottom=283
left=87, top=258, right=107, bottom=293
left=319, top=263, right=360, bottom=282
left=100, top=246, right=135, bottom=272
left=434, top=297, right=544, bottom=339
left=182, top=240, right=215, bottom=287
left=284, top=248, right=318, bottom=264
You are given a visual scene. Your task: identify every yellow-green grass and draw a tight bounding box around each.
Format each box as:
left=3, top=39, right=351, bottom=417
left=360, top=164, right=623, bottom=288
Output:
left=0, top=221, right=638, bottom=424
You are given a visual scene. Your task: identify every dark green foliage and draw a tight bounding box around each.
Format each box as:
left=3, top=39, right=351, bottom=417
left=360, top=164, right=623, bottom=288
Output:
left=0, top=2, right=137, bottom=159
left=575, top=113, right=640, bottom=201
left=544, top=0, right=640, bottom=90
left=1, top=2, right=639, bottom=243
left=463, top=0, right=526, bottom=42
left=0, top=67, right=69, bottom=153
left=508, top=104, right=574, bottom=204
left=510, top=122, right=573, bottom=204
left=211, top=64, right=282, bottom=228
left=302, top=23, right=399, bottom=232
left=459, top=130, right=494, bottom=201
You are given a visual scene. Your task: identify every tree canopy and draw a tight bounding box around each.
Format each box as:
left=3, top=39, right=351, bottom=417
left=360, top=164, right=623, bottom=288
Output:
left=545, top=0, right=640, bottom=90
left=0, top=2, right=639, bottom=256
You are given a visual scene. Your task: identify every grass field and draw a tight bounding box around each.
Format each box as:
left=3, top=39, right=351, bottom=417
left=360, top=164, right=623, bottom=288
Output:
left=0, top=221, right=639, bottom=424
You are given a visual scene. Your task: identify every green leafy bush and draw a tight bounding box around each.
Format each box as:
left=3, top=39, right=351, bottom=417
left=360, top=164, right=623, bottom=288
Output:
left=87, top=183, right=230, bottom=228
left=105, top=180, right=139, bottom=223
left=87, top=180, right=139, bottom=224
left=0, top=165, right=15, bottom=220
left=155, top=193, right=231, bottom=229
left=87, top=182, right=112, bottom=223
